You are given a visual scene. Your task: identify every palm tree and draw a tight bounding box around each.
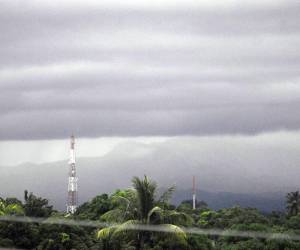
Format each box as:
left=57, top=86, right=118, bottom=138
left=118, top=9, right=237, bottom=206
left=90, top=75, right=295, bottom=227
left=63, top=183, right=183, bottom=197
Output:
left=286, top=191, right=300, bottom=217
left=97, top=176, right=190, bottom=250
left=132, top=176, right=156, bottom=224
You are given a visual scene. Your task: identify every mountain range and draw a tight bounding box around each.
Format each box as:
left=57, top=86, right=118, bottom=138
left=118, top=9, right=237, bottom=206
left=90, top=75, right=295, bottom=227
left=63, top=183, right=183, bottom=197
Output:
left=0, top=139, right=293, bottom=212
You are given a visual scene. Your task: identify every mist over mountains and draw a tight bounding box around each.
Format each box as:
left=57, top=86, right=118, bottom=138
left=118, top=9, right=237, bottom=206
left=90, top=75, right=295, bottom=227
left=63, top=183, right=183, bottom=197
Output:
left=0, top=137, right=295, bottom=212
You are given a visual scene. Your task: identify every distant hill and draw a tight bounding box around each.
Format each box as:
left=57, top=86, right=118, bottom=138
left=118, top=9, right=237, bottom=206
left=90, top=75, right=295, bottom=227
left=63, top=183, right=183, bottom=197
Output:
left=172, top=189, right=285, bottom=212
left=0, top=140, right=294, bottom=212
left=0, top=163, right=287, bottom=213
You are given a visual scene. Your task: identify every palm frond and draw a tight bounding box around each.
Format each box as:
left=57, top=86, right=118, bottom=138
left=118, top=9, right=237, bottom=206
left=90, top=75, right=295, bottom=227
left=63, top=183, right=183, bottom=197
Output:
left=112, top=220, right=140, bottom=240
left=97, top=227, right=115, bottom=240
left=164, top=210, right=194, bottom=226
left=160, top=224, right=187, bottom=244
left=132, top=176, right=157, bottom=221
left=111, top=195, right=130, bottom=207
left=101, top=208, right=125, bottom=223
left=147, top=206, right=163, bottom=224
left=158, top=185, right=176, bottom=204
left=113, top=220, right=140, bottom=233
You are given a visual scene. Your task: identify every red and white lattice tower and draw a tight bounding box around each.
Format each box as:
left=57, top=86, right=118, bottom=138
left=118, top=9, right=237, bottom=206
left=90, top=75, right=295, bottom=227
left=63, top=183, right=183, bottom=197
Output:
left=67, top=135, right=78, bottom=214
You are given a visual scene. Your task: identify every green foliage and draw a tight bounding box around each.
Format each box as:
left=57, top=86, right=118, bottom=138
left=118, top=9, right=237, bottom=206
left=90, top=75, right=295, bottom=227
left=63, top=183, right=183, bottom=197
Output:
left=230, top=223, right=270, bottom=232
left=158, top=185, right=176, bottom=207
left=37, top=223, right=94, bottom=249
left=199, top=206, right=269, bottom=229
left=5, top=197, right=22, bottom=206
left=178, top=200, right=208, bottom=212
left=286, top=191, right=300, bottom=217
left=265, top=238, right=300, bottom=250
left=100, top=208, right=125, bottom=223
left=216, top=239, right=265, bottom=250
left=0, top=222, right=40, bottom=248
left=187, top=235, right=213, bottom=250
left=97, top=226, right=115, bottom=240
left=0, top=238, right=14, bottom=247
left=1, top=180, right=300, bottom=250
left=104, top=189, right=139, bottom=222
left=132, top=176, right=157, bottom=222
left=75, top=194, right=112, bottom=220
left=198, top=210, right=218, bottom=227
left=97, top=176, right=190, bottom=250
left=268, top=211, right=287, bottom=226
left=219, top=223, right=270, bottom=244
left=0, top=200, right=24, bottom=216
left=163, top=210, right=194, bottom=227
left=151, top=232, right=188, bottom=250
left=285, top=214, right=300, bottom=230
left=23, top=190, right=53, bottom=217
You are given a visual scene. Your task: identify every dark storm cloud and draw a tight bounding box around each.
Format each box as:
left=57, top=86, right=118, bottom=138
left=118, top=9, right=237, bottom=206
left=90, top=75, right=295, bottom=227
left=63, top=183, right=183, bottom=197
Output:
left=0, top=1, right=300, bottom=140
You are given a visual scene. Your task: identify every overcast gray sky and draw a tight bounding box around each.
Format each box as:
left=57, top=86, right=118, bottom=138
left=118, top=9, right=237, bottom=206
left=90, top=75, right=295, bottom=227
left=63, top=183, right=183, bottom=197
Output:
left=1, top=0, right=300, bottom=140
left=1, top=0, right=300, bottom=171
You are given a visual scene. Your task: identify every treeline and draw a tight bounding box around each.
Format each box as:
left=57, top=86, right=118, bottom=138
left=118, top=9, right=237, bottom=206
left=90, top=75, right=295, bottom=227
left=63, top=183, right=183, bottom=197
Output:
left=0, top=176, right=300, bottom=249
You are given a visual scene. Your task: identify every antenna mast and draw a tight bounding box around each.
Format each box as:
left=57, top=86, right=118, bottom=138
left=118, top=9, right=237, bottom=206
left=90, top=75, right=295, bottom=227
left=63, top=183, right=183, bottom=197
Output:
left=67, top=135, right=78, bottom=214
left=192, top=176, right=196, bottom=210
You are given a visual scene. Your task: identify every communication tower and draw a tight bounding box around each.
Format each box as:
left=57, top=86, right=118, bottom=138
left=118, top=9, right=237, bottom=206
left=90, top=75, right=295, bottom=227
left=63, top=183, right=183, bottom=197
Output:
left=67, top=135, right=78, bottom=214
left=192, top=176, right=196, bottom=210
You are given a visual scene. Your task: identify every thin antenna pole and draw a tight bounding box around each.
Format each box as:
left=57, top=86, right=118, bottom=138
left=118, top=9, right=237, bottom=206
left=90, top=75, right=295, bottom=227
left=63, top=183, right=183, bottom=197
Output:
left=192, top=176, right=196, bottom=210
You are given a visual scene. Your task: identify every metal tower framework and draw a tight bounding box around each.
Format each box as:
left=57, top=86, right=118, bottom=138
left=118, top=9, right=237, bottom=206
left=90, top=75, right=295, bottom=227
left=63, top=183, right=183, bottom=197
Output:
left=67, top=135, right=78, bottom=214
left=192, top=176, right=196, bottom=210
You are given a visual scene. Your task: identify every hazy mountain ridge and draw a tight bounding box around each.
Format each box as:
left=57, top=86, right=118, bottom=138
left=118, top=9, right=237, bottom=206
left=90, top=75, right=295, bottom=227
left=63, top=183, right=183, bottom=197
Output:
left=0, top=139, right=292, bottom=212
left=172, top=189, right=285, bottom=212
left=0, top=153, right=290, bottom=211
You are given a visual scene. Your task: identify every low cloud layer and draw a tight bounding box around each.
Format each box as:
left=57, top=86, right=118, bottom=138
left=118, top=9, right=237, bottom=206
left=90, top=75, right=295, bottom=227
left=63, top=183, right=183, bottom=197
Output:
left=1, top=131, right=300, bottom=197
left=1, top=1, right=300, bottom=139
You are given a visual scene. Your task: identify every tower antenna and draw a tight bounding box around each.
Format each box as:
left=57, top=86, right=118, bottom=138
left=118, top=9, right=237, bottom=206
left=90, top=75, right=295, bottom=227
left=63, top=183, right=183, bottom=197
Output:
left=67, top=134, right=78, bottom=214
left=192, top=176, right=196, bottom=210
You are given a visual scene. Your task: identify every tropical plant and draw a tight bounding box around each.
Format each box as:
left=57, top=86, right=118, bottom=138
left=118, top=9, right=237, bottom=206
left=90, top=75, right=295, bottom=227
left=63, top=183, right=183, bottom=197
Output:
left=75, top=194, right=112, bottom=220
left=286, top=191, right=300, bottom=217
left=3, top=179, right=300, bottom=249
left=97, top=176, right=190, bottom=250
left=23, top=190, right=53, bottom=217
left=199, top=206, right=269, bottom=229
left=0, top=200, right=24, bottom=216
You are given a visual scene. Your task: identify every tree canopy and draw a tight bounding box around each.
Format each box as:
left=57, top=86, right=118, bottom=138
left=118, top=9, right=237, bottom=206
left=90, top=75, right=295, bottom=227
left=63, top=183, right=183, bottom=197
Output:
left=0, top=178, right=299, bottom=249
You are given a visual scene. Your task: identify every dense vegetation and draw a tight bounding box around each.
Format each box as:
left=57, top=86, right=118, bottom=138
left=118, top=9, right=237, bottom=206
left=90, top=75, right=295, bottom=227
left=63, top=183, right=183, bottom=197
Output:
left=0, top=176, right=300, bottom=249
